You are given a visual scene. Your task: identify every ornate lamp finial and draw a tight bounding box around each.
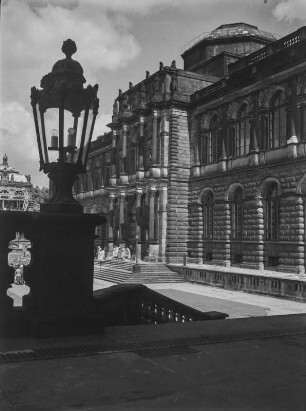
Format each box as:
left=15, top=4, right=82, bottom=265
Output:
left=61, top=39, right=77, bottom=59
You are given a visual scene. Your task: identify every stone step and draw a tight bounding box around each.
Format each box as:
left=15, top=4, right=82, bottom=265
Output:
left=93, top=261, right=185, bottom=284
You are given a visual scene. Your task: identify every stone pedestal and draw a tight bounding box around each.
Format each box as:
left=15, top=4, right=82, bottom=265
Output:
left=0, top=210, right=105, bottom=337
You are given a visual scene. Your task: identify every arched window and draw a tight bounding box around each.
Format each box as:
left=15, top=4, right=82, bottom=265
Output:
left=236, top=104, right=249, bottom=156
left=209, top=116, right=221, bottom=163
left=265, top=182, right=279, bottom=240
left=270, top=92, right=286, bottom=148
left=231, top=187, right=243, bottom=240
left=203, top=191, right=214, bottom=240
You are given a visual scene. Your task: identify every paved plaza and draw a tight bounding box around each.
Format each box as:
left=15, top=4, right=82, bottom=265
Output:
left=2, top=276, right=306, bottom=410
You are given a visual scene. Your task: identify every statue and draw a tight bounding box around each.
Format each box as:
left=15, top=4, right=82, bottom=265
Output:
left=139, top=83, right=146, bottom=108
left=25, top=174, right=31, bottom=183
left=112, top=99, right=118, bottom=116
left=163, top=74, right=171, bottom=94
left=122, top=94, right=130, bottom=111
left=2, top=154, right=8, bottom=166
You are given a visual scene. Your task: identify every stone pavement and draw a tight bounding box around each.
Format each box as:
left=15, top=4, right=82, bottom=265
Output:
left=1, top=314, right=306, bottom=410
left=2, top=278, right=305, bottom=410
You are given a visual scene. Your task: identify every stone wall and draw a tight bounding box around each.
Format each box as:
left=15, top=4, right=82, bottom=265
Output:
left=189, top=157, right=306, bottom=274
left=166, top=108, right=190, bottom=263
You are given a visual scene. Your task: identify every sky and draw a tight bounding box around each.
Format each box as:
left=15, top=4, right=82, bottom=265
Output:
left=1, top=0, right=306, bottom=188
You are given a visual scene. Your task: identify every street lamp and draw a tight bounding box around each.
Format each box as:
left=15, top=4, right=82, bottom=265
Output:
left=31, top=39, right=99, bottom=213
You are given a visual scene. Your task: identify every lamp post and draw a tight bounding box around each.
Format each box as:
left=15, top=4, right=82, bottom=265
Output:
left=26, top=40, right=104, bottom=336
left=31, top=39, right=99, bottom=213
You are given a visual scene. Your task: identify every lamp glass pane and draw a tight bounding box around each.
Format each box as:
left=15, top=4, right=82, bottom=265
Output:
left=33, top=104, right=45, bottom=164
left=81, top=107, right=94, bottom=166
left=44, top=108, right=60, bottom=163
left=64, top=110, right=79, bottom=164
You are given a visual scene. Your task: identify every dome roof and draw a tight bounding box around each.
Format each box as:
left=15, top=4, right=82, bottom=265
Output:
left=206, top=23, right=277, bottom=42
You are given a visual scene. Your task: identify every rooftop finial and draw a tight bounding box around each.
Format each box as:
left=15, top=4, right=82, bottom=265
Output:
left=61, top=39, right=77, bottom=59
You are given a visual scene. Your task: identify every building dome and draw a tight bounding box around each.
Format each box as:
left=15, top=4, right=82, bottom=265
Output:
left=206, top=23, right=277, bottom=42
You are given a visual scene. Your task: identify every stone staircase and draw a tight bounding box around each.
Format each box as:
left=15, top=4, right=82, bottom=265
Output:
left=94, top=260, right=185, bottom=284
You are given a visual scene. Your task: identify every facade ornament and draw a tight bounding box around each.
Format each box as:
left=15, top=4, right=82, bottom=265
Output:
left=129, top=82, right=133, bottom=90
left=146, top=70, right=150, bottom=79
left=159, top=61, right=164, bottom=71
left=171, top=60, right=176, bottom=69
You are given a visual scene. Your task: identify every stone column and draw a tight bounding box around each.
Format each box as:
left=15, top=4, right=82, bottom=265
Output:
left=241, top=196, right=264, bottom=270
left=107, top=195, right=115, bottom=256
left=150, top=110, right=160, bottom=178
left=258, top=108, right=269, bottom=151
left=278, top=194, right=305, bottom=274
left=135, top=190, right=142, bottom=261
left=218, top=105, right=227, bottom=172
left=118, top=193, right=126, bottom=242
left=212, top=201, right=231, bottom=267
left=192, top=114, right=201, bottom=178
left=110, top=131, right=118, bottom=186
left=149, top=188, right=156, bottom=241
left=160, top=111, right=169, bottom=178
left=248, top=93, right=260, bottom=166
left=120, top=125, right=128, bottom=184
left=159, top=186, right=167, bottom=259
left=112, top=130, right=117, bottom=149
left=289, top=77, right=298, bottom=140
left=248, top=121, right=259, bottom=166
left=138, top=117, right=144, bottom=170
left=137, top=117, right=145, bottom=181
left=152, top=110, right=158, bottom=164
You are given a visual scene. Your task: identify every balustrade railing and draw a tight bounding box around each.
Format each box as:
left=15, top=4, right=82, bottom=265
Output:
left=194, top=27, right=306, bottom=104
left=94, top=284, right=228, bottom=326
left=229, top=27, right=306, bottom=73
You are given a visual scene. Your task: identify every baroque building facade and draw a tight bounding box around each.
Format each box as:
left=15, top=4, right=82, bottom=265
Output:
left=75, top=23, right=306, bottom=275
left=0, top=154, right=36, bottom=211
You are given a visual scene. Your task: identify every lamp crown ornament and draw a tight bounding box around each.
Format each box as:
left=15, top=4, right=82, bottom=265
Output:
left=31, top=39, right=99, bottom=213
left=62, top=38, right=77, bottom=58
